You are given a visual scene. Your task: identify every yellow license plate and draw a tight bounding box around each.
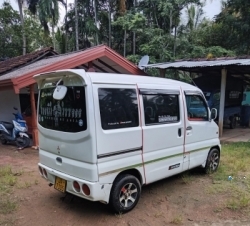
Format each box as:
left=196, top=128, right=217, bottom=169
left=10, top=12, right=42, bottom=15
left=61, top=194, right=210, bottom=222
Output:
left=54, top=177, right=67, bottom=193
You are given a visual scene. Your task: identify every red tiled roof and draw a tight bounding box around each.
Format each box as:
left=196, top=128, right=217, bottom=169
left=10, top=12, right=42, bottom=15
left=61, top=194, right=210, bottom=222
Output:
left=0, top=47, right=58, bottom=76
left=0, top=45, right=146, bottom=93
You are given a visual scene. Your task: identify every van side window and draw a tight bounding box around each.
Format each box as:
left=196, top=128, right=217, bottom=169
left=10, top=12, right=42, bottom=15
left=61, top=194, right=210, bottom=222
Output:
left=98, top=88, right=139, bottom=130
left=185, top=95, right=208, bottom=121
left=142, top=94, right=180, bottom=125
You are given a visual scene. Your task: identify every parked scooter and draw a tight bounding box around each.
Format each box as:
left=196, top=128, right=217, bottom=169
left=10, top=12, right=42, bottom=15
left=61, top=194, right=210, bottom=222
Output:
left=0, top=107, right=30, bottom=148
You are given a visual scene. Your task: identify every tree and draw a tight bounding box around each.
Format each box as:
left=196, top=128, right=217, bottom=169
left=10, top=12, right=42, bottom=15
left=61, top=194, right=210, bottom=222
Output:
left=27, top=0, right=66, bottom=33
left=75, top=0, right=79, bottom=50
left=0, top=2, right=23, bottom=58
left=215, top=0, right=250, bottom=54
left=17, top=0, right=26, bottom=55
left=0, top=2, right=52, bottom=58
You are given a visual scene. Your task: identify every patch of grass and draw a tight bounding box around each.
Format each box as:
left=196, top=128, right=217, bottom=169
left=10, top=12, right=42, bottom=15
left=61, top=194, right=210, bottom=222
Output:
left=115, top=212, right=123, bottom=219
left=207, top=143, right=250, bottom=211
left=17, top=181, right=32, bottom=189
left=181, top=172, right=193, bottom=185
left=170, top=215, right=183, bottom=224
left=214, top=143, right=250, bottom=181
left=0, top=198, right=17, bottom=214
left=0, top=217, right=15, bottom=226
left=0, top=165, right=12, bottom=177
left=226, top=193, right=250, bottom=210
left=3, top=175, right=17, bottom=187
left=154, top=211, right=163, bottom=218
left=213, top=207, right=223, bottom=213
left=0, top=166, right=18, bottom=215
left=0, top=166, right=17, bottom=193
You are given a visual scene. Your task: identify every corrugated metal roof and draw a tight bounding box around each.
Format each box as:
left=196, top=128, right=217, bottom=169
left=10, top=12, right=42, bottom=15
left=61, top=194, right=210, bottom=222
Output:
left=143, top=59, right=250, bottom=69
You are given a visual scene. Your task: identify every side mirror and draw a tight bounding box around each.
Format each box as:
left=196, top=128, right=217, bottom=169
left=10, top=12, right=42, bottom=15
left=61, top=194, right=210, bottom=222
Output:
left=53, top=85, right=67, bottom=100
left=210, top=108, right=217, bottom=121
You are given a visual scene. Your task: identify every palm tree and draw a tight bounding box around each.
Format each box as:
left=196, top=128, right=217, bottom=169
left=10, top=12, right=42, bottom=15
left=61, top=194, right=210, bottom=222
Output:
left=17, top=0, right=26, bottom=55
left=27, top=0, right=66, bottom=33
left=75, top=0, right=79, bottom=50
left=186, top=4, right=204, bottom=32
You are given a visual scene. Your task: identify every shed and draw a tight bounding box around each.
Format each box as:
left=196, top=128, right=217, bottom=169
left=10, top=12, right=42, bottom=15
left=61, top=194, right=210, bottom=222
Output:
left=143, top=57, right=250, bottom=136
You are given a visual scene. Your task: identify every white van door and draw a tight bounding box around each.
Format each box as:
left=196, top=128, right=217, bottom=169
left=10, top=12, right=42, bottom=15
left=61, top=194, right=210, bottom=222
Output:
left=138, top=84, right=185, bottom=184
left=183, top=90, right=219, bottom=169
left=93, top=84, right=143, bottom=181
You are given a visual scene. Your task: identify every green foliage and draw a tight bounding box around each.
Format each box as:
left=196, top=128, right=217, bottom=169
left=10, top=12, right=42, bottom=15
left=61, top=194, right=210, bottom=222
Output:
left=0, top=2, right=23, bottom=58
left=2, top=0, right=250, bottom=68
left=28, top=0, right=65, bottom=33
left=0, top=2, right=52, bottom=58
left=126, top=54, right=141, bottom=64
left=206, top=46, right=235, bottom=58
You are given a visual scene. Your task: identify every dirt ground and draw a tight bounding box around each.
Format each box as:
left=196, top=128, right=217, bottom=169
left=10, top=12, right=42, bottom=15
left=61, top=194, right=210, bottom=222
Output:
left=0, top=144, right=250, bottom=226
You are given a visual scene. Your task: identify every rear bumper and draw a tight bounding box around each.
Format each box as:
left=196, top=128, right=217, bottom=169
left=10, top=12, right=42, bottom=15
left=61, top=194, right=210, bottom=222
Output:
left=38, top=163, right=112, bottom=203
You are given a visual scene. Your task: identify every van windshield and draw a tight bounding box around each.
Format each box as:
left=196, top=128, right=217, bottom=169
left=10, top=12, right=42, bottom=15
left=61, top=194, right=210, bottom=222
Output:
left=38, top=86, right=87, bottom=132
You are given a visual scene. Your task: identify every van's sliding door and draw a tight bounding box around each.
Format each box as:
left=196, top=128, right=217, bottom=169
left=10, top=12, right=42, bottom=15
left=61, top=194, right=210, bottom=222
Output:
left=138, top=84, right=185, bottom=184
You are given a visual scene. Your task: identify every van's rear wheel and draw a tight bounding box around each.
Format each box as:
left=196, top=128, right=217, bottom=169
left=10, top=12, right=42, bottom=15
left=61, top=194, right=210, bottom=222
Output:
left=110, top=174, right=141, bottom=213
left=204, top=148, right=220, bottom=174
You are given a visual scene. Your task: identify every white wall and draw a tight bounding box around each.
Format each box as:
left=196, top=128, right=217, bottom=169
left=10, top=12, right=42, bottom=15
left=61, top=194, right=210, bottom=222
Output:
left=0, top=89, right=21, bottom=122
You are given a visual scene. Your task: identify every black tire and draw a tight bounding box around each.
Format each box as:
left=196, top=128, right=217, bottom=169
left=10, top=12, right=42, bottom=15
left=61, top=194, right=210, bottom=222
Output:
left=230, top=116, right=237, bottom=129
left=204, top=148, right=220, bottom=174
left=1, top=138, right=7, bottom=145
left=16, top=136, right=30, bottom=148
left=109, top=174, right=141, bottom=213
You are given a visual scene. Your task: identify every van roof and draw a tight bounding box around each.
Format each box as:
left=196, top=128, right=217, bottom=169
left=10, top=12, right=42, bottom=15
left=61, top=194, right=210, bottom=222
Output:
left=34, top=69, right=199, bottom=91
left=87, top=71, right=198, bottom=90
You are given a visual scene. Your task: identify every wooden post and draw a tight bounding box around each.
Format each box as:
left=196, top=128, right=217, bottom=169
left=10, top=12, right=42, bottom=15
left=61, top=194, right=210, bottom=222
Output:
left=88, top=61, right=93, bottom=69
left=159, top=69, right=166, bottom=78
left=219, top=69, right=227, bottom=137
left=30, top=84, right=39, bottom=147
left=87, top=61, right=95, bottom=72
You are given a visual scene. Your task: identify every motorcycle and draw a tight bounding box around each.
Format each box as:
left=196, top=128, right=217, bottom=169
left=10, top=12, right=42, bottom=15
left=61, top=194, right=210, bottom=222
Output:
left=0, top=107, right=30, bottom=148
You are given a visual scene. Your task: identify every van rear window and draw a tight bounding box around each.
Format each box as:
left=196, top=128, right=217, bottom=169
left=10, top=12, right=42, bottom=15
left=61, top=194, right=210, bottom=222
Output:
left=98, top=88, right=139, bottom=130
left=38, top=86, right=87, bottom=132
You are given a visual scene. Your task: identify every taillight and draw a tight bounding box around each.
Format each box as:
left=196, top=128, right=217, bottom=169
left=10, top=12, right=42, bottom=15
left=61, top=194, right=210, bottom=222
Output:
left=73, top=181, right=80, bottom=192
left=82, top=184, right=90, bottom=196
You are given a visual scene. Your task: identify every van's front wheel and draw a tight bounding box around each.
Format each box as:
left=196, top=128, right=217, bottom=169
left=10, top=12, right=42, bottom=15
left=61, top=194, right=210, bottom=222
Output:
left=204, top=148, right=220, bottom=174
left=110, top=174, right=141, bottom=213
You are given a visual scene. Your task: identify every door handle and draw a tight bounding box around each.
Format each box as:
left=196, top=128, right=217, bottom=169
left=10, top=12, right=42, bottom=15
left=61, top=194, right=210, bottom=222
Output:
left=178, top=128, right=181, bottom=137
left=186, top=126, right=192, bottom=131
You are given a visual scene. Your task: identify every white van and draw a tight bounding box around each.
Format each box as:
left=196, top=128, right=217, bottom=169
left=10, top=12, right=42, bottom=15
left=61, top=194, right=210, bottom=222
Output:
left=34, top=69, right=220, bottom=213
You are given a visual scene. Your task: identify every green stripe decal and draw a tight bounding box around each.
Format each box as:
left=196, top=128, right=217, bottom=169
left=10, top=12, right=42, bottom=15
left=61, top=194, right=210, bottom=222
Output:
left=99, top=146, right=210, bottom=177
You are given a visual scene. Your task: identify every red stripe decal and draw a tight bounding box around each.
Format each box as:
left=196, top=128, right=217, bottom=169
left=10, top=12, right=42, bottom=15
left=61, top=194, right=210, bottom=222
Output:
left=136, top=84, right=147, bottom=185
left=180, top=87, right=187, bottom=154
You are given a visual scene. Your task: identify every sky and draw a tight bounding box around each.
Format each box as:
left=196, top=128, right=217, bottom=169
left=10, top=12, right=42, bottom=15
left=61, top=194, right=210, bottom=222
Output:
left=2, top=0, right=222, bottom=24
